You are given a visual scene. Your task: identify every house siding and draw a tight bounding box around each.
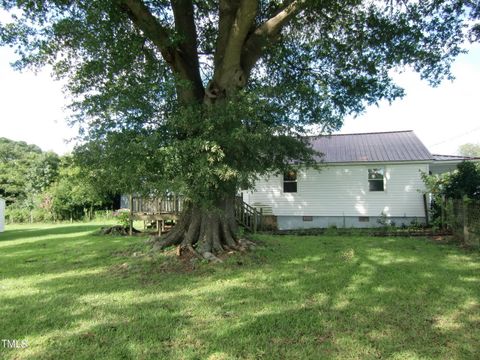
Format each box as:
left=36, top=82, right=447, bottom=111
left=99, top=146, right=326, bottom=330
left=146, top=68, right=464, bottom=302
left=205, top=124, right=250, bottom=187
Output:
left=244, top=163, right=428, bottom=229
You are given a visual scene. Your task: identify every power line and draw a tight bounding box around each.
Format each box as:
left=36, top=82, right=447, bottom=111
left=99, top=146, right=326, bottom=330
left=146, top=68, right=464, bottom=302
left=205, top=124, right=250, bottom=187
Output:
left=428, top=126, right=480, bottom=148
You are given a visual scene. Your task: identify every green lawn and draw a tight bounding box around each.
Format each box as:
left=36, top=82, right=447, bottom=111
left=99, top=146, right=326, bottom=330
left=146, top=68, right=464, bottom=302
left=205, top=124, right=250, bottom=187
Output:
left=1, top=223, right=479, bottom=360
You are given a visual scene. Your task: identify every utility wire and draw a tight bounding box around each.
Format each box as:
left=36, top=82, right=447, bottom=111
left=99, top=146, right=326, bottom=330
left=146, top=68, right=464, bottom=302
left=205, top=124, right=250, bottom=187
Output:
left=428, top=126, right=480, bottom=148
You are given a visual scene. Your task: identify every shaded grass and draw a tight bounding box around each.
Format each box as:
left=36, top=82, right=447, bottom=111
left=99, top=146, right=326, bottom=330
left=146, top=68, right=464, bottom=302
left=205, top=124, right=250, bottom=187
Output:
left=0, top=223, right=479, bottom=359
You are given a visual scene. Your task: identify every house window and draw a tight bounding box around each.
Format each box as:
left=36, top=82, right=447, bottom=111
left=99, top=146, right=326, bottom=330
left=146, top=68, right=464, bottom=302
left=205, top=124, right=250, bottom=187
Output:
left=283, top=170, right=297, bottom=193
left=303, top=216, right=313, bottom=222
left=368, top=168, right=384, bottom=191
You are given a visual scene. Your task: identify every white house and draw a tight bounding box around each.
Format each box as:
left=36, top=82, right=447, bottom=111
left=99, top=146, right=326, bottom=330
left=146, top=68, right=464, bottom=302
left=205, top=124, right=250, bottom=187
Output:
left=0, top=197, right=5, bottom=232
left=243, top=130, right=476, bottom=230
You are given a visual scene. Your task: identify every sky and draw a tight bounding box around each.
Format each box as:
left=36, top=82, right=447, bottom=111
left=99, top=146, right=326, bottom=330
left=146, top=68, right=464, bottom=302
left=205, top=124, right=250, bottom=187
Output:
left=340, top=42, right=480, bottom=155
left=0, top=20, right=479, bottom=155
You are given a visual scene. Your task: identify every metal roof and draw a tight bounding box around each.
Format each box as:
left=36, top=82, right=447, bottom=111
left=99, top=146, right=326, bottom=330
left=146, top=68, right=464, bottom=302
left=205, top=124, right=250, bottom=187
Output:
left=431, top=154, right=480, bottom=162
left=309, top=130, right=433, bottom=163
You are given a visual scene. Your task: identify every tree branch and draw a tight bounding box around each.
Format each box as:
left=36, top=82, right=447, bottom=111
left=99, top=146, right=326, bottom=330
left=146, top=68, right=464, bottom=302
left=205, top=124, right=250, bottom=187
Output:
left=214, top=0, right=241, bottom=69
left=220, top=0, right=258, bottom=72
left=120, top=0, right=204, bottom=103
left=170, top=0, right=205, bottom=101
left=241, top=0, right=303, bottom=76
left=119, top=0, right=175, bottom=64
left=210, top=0, right=258, bottom=97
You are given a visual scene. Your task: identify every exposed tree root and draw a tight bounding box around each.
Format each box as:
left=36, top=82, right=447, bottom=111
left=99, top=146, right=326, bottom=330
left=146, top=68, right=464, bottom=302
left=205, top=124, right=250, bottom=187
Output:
left=149, top=197, right=254, bottom=261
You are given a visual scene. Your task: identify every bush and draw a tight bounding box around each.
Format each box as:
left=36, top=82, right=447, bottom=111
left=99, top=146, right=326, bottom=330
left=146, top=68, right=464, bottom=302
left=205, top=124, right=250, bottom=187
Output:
left=5, top=207, right=30, bottom=223
left=5, top=205, right=54, bottom=223
left=377, top=211, right=395, bottom=228
left=444, top=161, right=480, bottom=200
left=114, top=209, right=131, bottom=228
left=93, top=210, right=115, bottom=221
left=422, top=161, right=480, bottom=228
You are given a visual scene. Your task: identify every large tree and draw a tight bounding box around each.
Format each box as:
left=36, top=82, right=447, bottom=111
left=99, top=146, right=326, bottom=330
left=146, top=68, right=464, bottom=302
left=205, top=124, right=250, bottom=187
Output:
left=459, top=143, right=480, bottom=157
left=0, top=0, right=474, bottom=259
left=0, top=137, right=59, bottom=204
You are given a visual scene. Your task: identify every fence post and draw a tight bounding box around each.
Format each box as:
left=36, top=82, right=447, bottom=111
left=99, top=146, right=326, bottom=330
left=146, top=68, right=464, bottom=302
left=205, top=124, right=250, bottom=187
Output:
left=253, top=208, right=257, bottom=233
left=463, top=198, right=469, bottom=245
left=423, top=194, right=429, bottom=227
left=129, top=194, right=133, bottom=236
left=441, top=195, right=446, bottom=230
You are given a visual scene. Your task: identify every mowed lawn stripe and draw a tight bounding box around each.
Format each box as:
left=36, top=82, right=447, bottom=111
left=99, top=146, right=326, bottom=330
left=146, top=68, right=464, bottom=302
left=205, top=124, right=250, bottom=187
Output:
left=0, top=224, right=479, bottom=359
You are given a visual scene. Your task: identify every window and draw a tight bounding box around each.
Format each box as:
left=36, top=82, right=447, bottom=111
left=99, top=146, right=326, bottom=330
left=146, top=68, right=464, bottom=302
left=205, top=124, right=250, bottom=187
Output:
left=283, top=170, right=297, bottom=193
left=368, top=168, right=384, bottom=191
left=303, top=216, right=313, bottom=222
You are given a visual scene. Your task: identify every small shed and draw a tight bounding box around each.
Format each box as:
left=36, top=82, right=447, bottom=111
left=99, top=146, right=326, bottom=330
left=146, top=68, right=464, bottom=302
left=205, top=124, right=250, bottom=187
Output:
left=0, top=197, right=5, bottom=232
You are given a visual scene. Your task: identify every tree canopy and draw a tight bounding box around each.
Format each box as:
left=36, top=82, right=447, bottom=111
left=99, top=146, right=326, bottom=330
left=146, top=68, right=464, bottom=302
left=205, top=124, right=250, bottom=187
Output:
left=1, top=1, right=474, bottom=199
left=0, top=137, right=59, bottom=204
left=0, top=137, right=116, bottom=222
left=1, top=0, right=477, bottom=255
left=459, top=143, right=480, bottom=157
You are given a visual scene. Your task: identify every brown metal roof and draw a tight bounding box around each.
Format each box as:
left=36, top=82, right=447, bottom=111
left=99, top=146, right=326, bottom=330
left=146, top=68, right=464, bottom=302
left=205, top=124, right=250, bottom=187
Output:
left=431, top=154, right=480, bottom=162
left=310, top=130, right=433, bottom=163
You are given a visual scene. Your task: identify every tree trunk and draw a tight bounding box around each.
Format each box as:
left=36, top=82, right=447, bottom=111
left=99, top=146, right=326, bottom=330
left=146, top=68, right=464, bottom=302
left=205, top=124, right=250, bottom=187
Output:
left=149, top=195, right=254, bottom=261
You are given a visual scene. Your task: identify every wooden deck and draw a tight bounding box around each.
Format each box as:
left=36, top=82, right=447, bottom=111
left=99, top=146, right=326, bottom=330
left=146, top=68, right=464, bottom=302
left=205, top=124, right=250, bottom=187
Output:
left=127, top=195, right=264, bottom=234
left=127, top=195, right=183, bottom=235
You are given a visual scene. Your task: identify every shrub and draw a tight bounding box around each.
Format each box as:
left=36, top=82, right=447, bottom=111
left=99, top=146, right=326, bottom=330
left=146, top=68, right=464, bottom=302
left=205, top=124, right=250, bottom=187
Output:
left=115, top=209, right=131, bottom=228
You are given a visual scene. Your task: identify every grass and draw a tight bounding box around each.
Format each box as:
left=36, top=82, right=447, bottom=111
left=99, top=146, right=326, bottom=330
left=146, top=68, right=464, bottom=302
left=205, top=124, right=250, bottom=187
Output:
left=0, top=223, right=479, bottom=360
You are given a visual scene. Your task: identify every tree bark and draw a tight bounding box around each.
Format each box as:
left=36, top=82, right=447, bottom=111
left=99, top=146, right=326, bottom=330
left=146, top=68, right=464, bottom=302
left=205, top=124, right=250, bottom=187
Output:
left=150, top=195, right=254, bottom=261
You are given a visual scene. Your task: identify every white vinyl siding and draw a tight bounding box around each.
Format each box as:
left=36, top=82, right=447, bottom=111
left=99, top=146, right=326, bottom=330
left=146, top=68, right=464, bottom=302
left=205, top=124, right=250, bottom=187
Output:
left=244, top=163, right=428, bottom=218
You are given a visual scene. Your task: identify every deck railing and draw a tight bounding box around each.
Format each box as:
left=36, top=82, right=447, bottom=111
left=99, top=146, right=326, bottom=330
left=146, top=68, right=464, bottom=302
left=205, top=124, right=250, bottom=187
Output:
left=128, top=195, right=263, bottom=232
left=130, top=195, right=184, bottom=214
left=234, top=197, right=263, bottom=232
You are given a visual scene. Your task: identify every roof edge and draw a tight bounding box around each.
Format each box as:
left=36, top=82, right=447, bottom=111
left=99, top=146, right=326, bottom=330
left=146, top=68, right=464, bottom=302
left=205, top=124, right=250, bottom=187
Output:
left=307, top=130, right=414, bottom=138
left=432, top=154, right=480, bottom=161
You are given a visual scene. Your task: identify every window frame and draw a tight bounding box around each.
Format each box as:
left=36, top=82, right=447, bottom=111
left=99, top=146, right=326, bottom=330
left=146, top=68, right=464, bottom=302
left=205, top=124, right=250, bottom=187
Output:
left=368, top=168, right=385, bottom=192
left=283, top=170, right=298, bottom=193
